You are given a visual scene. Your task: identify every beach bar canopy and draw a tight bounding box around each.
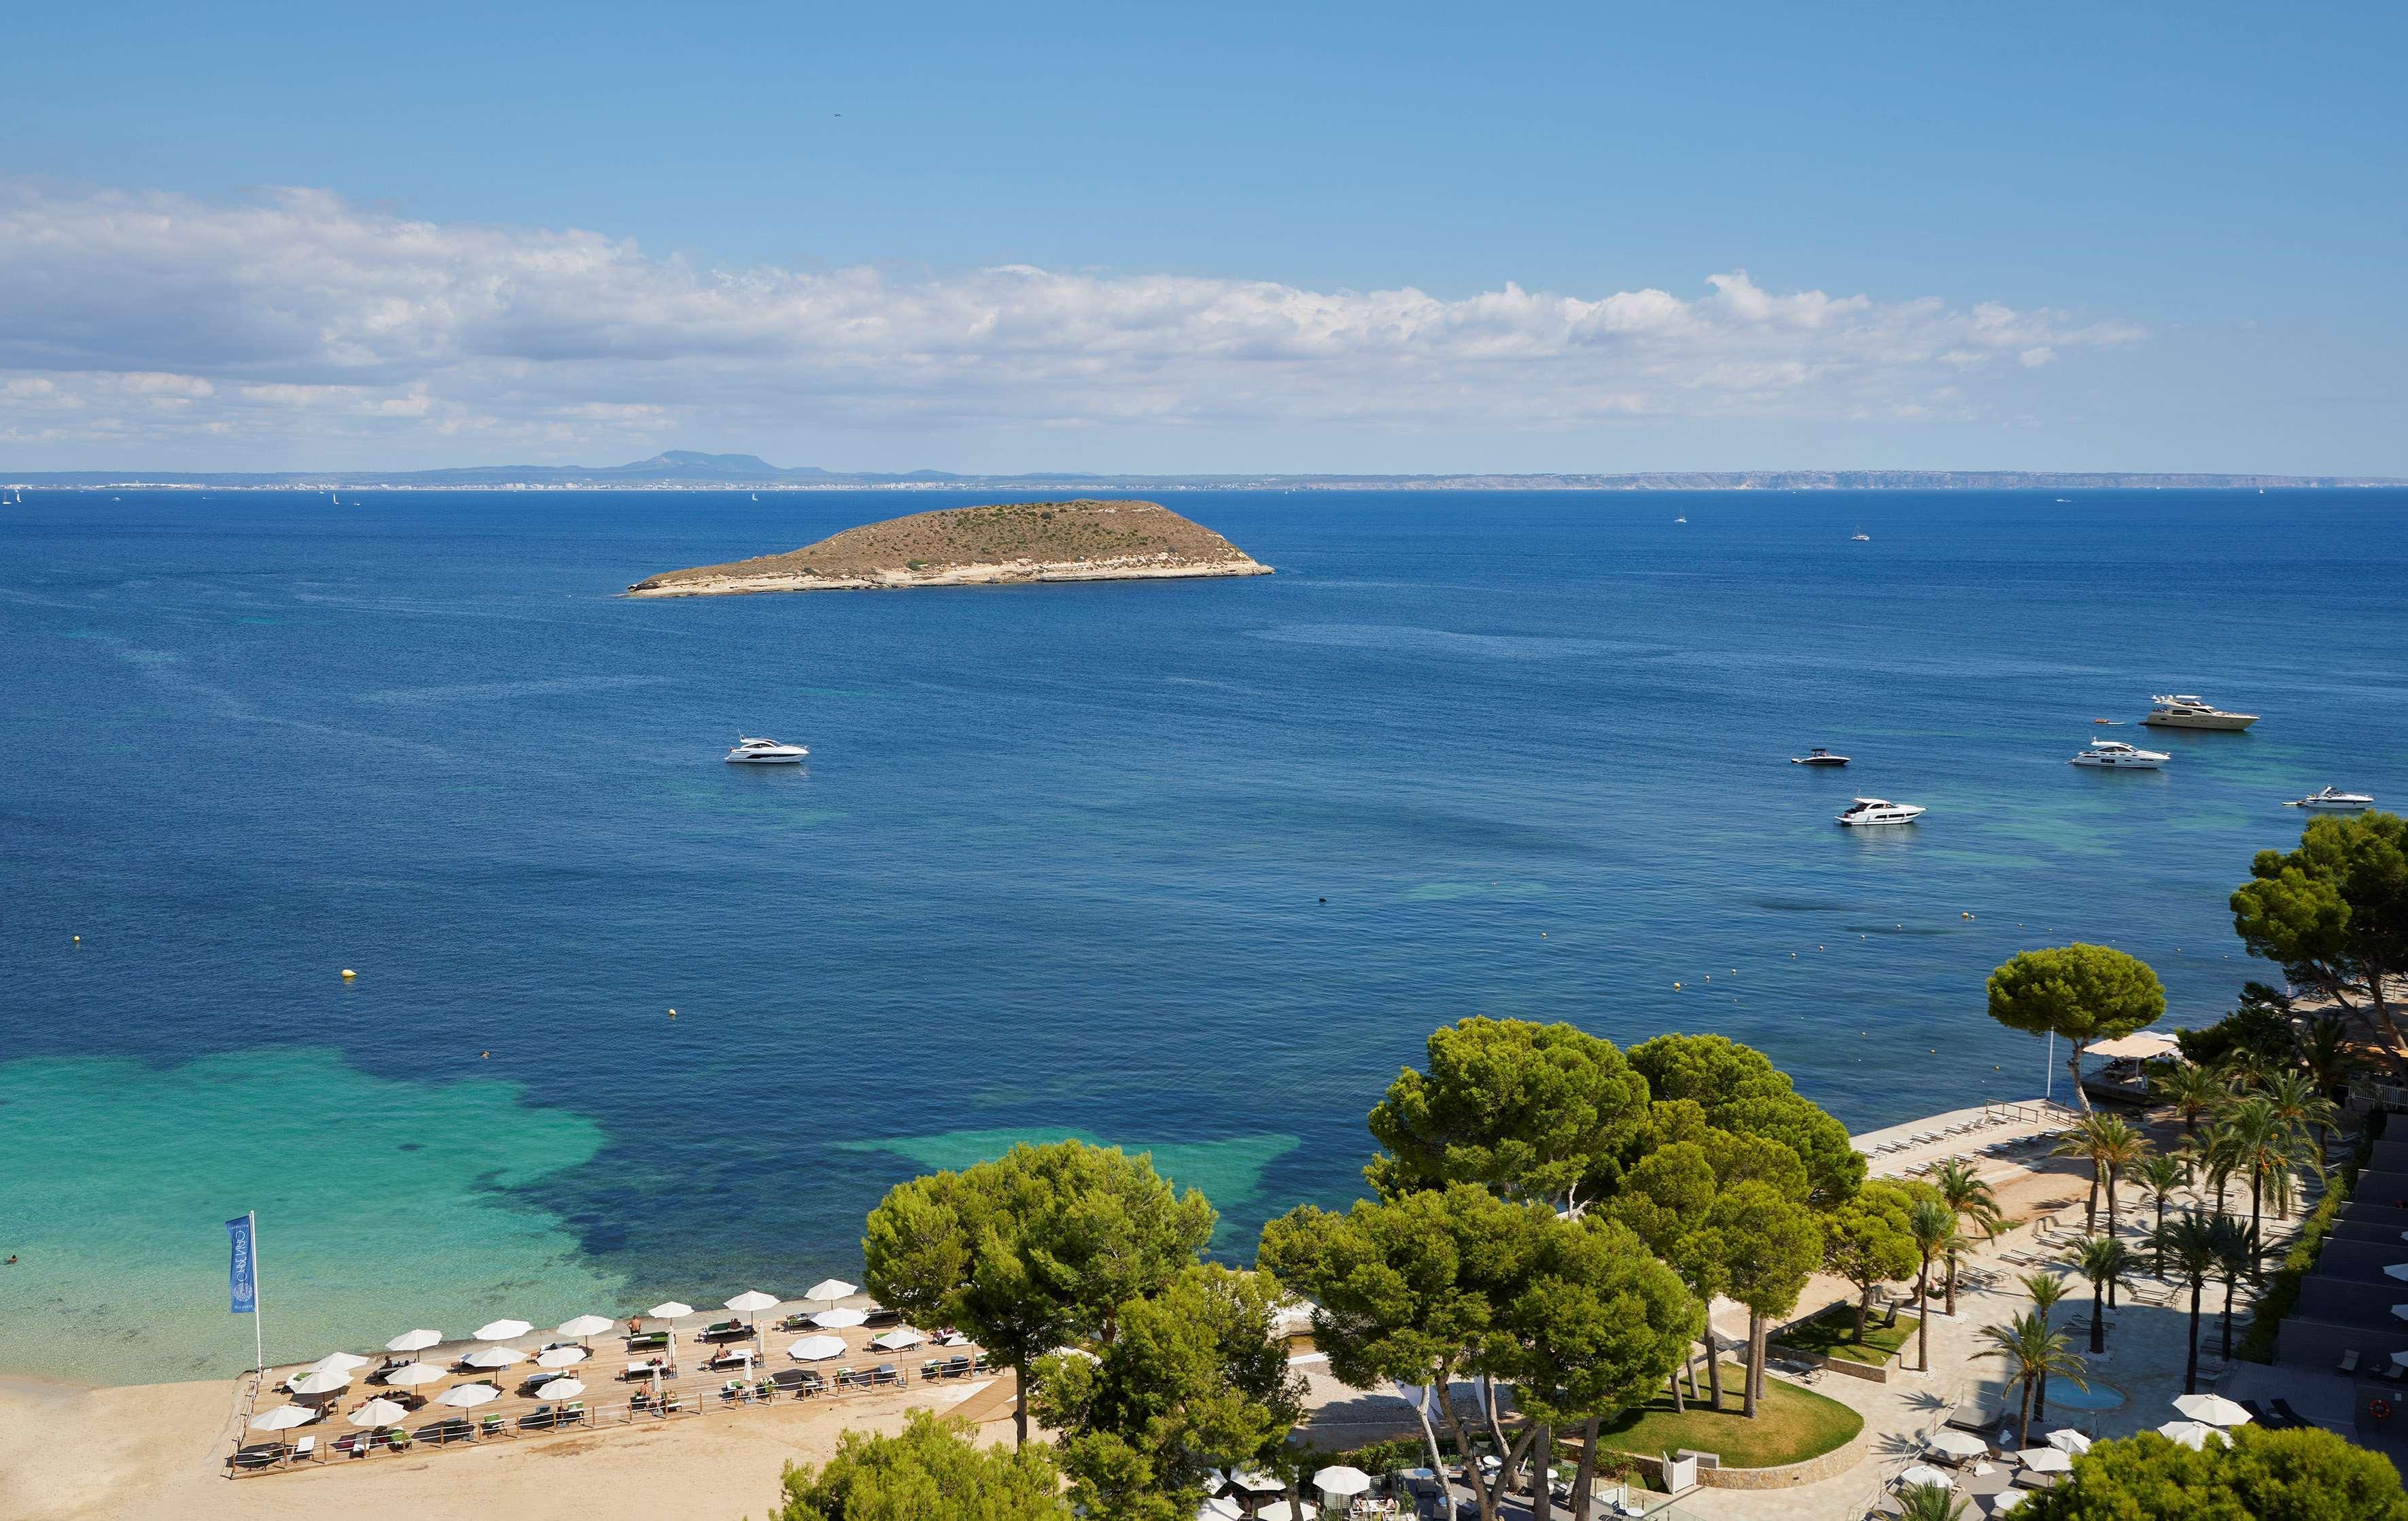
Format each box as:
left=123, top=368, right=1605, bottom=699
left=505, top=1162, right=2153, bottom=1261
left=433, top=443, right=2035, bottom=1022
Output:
left=2088, top=1031, right=2181, bottom=1062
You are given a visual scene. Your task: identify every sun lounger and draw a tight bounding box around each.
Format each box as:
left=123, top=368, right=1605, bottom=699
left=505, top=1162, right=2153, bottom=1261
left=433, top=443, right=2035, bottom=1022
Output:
left=862, top=1308, right=903, bottom=1328
left=2340, top=1350, right=2361, bottom=1374
left=423, top=1418, right=474, bottom=1445
left=519, top=1406, right=559, bottom=1431
left=2269, top=1398, right=2312, bottom=1430
left=801, top=1371, right=826, bottom=1395
left=624, top=1357, right=670, bottom=1380
left=292, top=1435, right=319, bottom=1463
left=874, top=1363, right=901, bottom=1386
left=625, top=1331, right=669, bottom=1352
left=772, top=1368, right=811, bottom=1391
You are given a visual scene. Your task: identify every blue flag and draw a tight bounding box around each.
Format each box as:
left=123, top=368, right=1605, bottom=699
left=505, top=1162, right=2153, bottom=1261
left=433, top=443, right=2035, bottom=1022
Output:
left=226, top=1214, right=256, bottom=1314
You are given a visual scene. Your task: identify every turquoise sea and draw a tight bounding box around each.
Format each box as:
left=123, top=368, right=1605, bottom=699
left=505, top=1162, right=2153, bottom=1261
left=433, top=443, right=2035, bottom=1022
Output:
left=3, top=487, right=2405, bottom=1386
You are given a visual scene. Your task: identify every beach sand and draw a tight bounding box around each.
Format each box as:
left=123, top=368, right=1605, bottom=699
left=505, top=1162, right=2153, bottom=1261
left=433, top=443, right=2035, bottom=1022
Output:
left=0, top=1371, right=1008, bottom=1521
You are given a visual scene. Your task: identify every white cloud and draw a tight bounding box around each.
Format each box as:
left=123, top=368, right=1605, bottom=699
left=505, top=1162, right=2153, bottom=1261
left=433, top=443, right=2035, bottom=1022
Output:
left=0, top=182, right=2146, bottom=461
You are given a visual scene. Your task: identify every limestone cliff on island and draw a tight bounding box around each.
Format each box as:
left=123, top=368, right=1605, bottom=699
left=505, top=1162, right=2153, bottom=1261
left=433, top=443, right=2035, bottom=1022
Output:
left=625, top=499, right=1274, bottom=597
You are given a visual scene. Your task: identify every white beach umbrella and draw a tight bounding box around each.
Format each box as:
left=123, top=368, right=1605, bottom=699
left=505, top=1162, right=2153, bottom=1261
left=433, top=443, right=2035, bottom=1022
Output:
left=2393, top=1304, right=2408, bottom=1323
left=1199, top=1500, right=1246, bottom=1521
left=1896, top=1464, right=1953, bottom=1490
left=2394, top=1349, right=2408, bottom=1368
left=463, top=1345, right=523, bottom=1369
left=2016, top=1447, right=2073, bottom=1474
left=474, top=1318, right=532, bottom=1342
left=1229, top=1469, right=1285, bottom=1494
left=557, top=1314, right=613, bottom=1340
left=1989, top=1490, right=2031, bottom=1514
left=870, top=1328, right=923, bottom=1351
left=2044, top=1429, right=2093, bottom=1454
left=2386, top=1264, right=2408, bottom=1281
left=788, top=1335, right=847, bottom=1361
left=648, top=1300, right=695, bottom=1321
left=437, top=1382, right=501, bottom=1409
left=812, top=1307, right=869, bottom=1329
left=385, top=1361, right=447, bottom=1388
left=250, top=1405, right=317, bottom=1431
left=2155, top=1420, right=2229, bottom=1450
left=536, top=1345, right=589, bottom=1369
left=385, top=1329, right=442, bottom=1353
left=805, top=1278, right=858, bottom=1306
left=2171, top=1393, right=2252, bottom=1427
left=308, top=1352, right=370, bottom=1376
left=725, top=1290, right=780, bottom=1319
left=348, top=1397, right=408, bottom=1427
left=540, top=1377, right=586, bottom=1400
left=287, top=1369, right=351, bottom=1395
left=1927, top=1428, right=1987, bottom=1459
left=1314, top=1465, right=1372, bottom=1497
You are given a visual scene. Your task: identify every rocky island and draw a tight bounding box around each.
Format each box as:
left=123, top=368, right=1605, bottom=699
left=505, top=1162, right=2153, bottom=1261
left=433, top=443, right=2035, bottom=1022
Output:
left=625, top=498, right=1272, bottom=597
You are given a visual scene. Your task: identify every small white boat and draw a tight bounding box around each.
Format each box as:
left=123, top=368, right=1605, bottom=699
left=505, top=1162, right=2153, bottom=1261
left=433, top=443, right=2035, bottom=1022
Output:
left=1851, top=532, right=1870, bottom=542
left=1836, top=797, right=1924, bottom=826
left=2286, top=786, right=2373, bottom=810
left=1791, top=748, right=1850, bottom=767
left=2070, top=739, right=2170, bottom=769
left=2142, top=694, right=2258, bottom=731
left=1674, top=515, right=1688, bottom=524
left=725, top=736, right=808, bottom=765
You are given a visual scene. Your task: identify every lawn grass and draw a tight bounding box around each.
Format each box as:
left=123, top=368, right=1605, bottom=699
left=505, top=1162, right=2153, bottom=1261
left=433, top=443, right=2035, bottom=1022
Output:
left=1773, top=1302, right=1921, bottom=1365
left=1596, top=1362, right=1864, bottom=1469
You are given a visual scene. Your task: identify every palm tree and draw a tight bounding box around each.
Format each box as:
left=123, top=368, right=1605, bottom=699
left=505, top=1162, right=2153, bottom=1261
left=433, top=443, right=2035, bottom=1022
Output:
left=2261, top=1070, right=2339, bottom=1197
left=1977, top=1310, right=2089, bottom=1450
left=2065, top=1235, right=2138, bottom=1352
left=1909, top=1198, right=1955, bottom=1374
left=2219, top=1097, right=2315, bottom=1272
left=1932, top=1159, right=2003, bottom=1315
left=2299, top=1016, right=2366, bottom=1142
left=2212, top=1216, right=2255, bottom=1361
left=2219, top=1050, right=2282, bottom=1096
left=2152, top=1061, right=2227, bottom=1140
left=2020, top=1272, right=2070, bottom=1423
left=2055, top=1113, right=2148, bottom=1234
left=2154, top=1212, right=2224, bottom=1393
left=2131, top=1153, right=2190, bottom=1275
left=1897, top=1482, right=1970, bottom=1521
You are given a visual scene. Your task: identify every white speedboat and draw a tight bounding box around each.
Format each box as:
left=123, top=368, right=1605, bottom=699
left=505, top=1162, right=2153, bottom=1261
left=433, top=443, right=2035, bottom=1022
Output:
left=725, top=736, right=808, bottom=764
left=2070, top=739, right=2170, bottom=769
left=1791, top=748, right=1850, bottom=767
left=1836, top=797, right=1924, bottom=826
left=2142, top=694, right=2258, bottom=731
left=2287, top=786, right=2373, bottom=810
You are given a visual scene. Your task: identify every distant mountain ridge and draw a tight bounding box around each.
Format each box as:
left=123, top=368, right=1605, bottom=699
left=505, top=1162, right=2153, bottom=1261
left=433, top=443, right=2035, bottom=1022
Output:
left=3, top=455, right=2398, bottom=491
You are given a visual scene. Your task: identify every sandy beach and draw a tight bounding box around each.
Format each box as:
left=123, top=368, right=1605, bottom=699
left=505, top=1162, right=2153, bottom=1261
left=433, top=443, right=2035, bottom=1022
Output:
left=0, top=1369, right=1007, bottom=1521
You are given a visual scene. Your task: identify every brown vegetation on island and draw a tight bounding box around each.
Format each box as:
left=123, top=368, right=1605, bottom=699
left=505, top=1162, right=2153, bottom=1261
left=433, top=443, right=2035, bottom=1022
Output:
left=626, top=499, right=1271, bottom=596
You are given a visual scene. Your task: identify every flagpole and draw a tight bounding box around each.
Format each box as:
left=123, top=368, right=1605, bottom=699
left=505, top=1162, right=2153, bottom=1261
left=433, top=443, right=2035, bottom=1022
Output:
left=251, top=1210, right=265, bottom=1375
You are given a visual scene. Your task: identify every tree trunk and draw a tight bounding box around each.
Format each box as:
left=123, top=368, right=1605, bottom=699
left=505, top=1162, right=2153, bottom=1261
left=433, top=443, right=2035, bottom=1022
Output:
left=1855, top=1286, right=1872, bottom=1342
left=2070, top=1037, right=2093, bottom=1113
left=1480, top=1374, right=1512, bottom=1470
left=1944, top=1255, right=1959, bottom=1318
left=2089, top=1281, right=2105, bottom=1354
left=1667, top=1367, right=1685, bottom=1413
left=2220, top=1272, right=2236, bottom=1360
left=2019, top=1379, right=2036, bottom=1450
left=2107, top=1167, right=2121, bottom=1238
left=1569, top=1416, right=1601, bottom=1521
left=2250, top=1174, right=2265, bottom=1280
left=1916, top=1262, right=1932, bottom=1372
left=2185, top=1278, right=2202, bottom=1394
left=1686, top=1349, right=1700, bottom=1401
left=1705, top=1339, right=1724, bottom=1410
left=1410, top=1386, right=1448, bottom=1497
left=1531, top=1424, right=1554, bottom=1521
left=1013, top=1365, right=1028, bottom=1448
left=2084, top=1168, right=2100, bottom=1234
left=2034, top=1360, right=2050, bottom=1423
left=1743, top=1311, right=1762, bottom=1418
left=2154, top=1199, right=2167, bottom=1275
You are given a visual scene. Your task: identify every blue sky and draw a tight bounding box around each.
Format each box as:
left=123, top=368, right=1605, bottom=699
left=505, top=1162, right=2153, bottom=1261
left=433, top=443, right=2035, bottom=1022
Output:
left=2, top=1, right=2401, bottom=473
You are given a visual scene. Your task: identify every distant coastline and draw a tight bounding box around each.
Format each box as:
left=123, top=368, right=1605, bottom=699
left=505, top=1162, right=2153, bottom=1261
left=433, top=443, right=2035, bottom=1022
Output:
left=2, top=451, right=2398, bottom=493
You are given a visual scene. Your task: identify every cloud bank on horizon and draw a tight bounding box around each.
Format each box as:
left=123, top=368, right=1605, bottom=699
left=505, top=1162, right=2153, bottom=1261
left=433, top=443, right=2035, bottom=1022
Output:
left=0, top=183, right=2143, bottom=468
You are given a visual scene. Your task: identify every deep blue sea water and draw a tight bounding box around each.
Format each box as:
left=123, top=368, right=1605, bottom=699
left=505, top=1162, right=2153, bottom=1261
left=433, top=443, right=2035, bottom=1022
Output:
left=4, top=486, right=2405, bottom=1384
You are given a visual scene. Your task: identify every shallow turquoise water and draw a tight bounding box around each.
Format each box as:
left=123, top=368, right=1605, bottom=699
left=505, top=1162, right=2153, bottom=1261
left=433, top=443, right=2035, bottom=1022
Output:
left=3, top=487, right=2404, bottom=1384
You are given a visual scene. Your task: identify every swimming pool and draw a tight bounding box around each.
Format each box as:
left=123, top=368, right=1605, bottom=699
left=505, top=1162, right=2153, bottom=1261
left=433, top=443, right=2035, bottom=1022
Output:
left=2045, top=1380, right=2128, bottom=1412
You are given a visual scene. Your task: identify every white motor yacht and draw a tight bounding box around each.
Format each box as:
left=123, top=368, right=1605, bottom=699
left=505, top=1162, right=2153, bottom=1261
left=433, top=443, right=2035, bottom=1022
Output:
left=1791, top=748, right=1850, bottom=766
left=2070, top=739, right=2170, bottom=769
left=2287, top=786, right=2374, bottom=810
left=1836, top=797, right=1924, bottom=826
left=725, top=736, right=808, bottom=764
left=2142, top=694, right=2258, bottom=731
